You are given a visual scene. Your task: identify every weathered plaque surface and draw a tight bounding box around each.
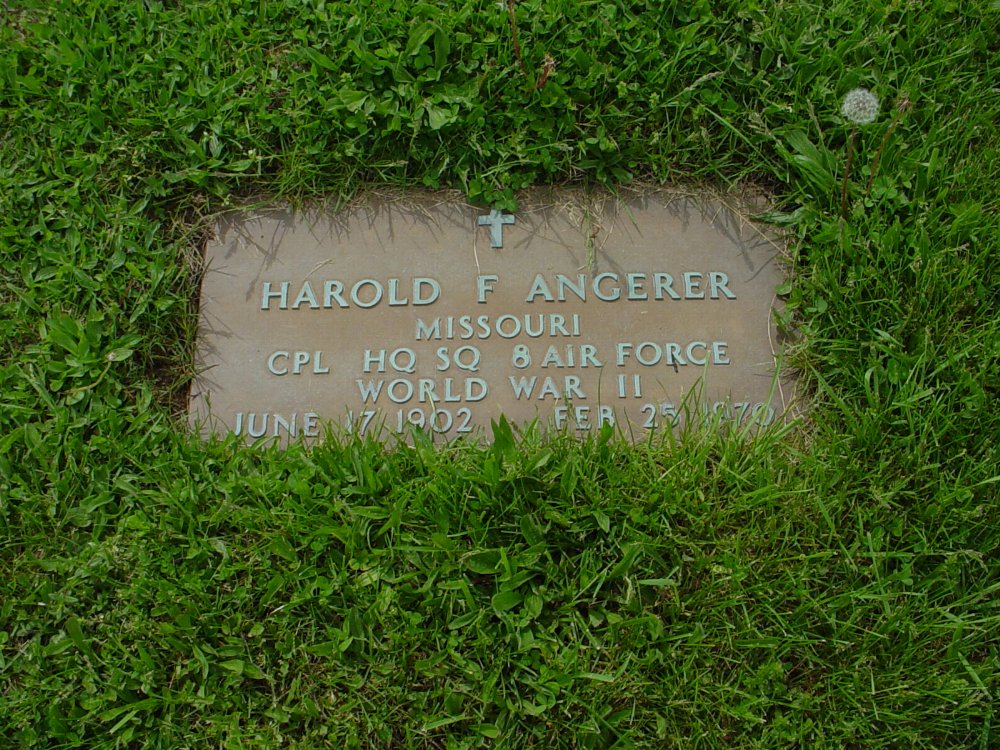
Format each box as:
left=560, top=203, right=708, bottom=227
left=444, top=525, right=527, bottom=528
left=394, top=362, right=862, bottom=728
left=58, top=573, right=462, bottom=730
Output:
left=190, top=190, right=793, bottom=442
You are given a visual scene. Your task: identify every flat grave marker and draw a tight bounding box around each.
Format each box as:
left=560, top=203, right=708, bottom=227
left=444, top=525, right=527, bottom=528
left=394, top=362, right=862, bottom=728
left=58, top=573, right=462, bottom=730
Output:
left=190, top=189, right=795, bottom=442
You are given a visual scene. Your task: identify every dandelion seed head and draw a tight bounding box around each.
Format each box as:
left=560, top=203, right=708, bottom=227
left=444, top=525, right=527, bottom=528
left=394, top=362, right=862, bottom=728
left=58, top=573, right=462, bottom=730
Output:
left=841, top=88, right=879, bottom=125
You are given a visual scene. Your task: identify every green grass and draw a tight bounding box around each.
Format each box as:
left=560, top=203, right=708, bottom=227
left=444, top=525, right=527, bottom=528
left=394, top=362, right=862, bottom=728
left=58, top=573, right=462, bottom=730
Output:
left=1, top=0, right=998, bottom=747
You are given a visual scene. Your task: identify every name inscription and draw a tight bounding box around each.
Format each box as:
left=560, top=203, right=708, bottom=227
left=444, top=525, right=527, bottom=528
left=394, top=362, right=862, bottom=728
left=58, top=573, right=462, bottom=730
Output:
left=190, top=191, right=792, bottom=442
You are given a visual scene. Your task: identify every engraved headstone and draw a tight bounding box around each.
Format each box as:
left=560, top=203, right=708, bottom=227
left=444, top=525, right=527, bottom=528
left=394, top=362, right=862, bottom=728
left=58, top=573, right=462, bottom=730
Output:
left=190, top=190, right=794, bottom=442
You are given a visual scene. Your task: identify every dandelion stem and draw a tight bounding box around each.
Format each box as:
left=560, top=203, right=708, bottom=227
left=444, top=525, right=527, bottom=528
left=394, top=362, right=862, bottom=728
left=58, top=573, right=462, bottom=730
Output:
left=507, top=0, right=526, bottom=75
left=841, top=126, right=856, bottom=219
left=865, top=100, right=909, bottom=197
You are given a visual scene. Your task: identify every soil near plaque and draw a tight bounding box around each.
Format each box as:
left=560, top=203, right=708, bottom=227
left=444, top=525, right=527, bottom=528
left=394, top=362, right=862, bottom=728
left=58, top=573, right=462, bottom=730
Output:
left=190, top=188, right=795, bottom=442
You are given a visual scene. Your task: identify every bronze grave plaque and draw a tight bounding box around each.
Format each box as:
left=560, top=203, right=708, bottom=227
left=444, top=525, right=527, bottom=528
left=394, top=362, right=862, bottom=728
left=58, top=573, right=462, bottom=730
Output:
left=190, top=190, right=794, bottom=442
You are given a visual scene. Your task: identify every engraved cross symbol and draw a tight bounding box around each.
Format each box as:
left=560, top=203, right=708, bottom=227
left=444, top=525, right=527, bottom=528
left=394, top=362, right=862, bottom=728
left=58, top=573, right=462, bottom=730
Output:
left=477, top=209, right=515, bottom=249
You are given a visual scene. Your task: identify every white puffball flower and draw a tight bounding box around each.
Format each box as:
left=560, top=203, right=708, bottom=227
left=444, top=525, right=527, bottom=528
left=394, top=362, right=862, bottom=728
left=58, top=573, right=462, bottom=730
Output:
left=840, top=88, right=880, bottom=125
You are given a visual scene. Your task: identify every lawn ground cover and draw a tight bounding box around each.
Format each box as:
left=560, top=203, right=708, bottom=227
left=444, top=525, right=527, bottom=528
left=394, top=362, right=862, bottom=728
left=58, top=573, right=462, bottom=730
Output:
left=1, top=0, right=998, bottom=747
